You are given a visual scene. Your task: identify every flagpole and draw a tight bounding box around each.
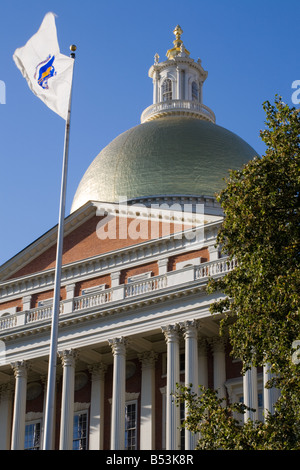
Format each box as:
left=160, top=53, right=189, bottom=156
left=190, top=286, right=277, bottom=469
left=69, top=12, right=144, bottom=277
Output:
left=43, top=45, right=76, bottom=451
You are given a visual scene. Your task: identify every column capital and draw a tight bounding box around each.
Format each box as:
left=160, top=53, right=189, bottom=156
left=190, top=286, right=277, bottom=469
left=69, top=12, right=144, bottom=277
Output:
left=138, top=350, right=158, bottom=368
left=210, top=336, right=226, bottom=353
left=11, top=360, right=30, bottom=379
left=162, top=324, right=180, bottom=342
left=108, top=337, right=128, bottom=355
left=198, top=337, right=208, bottom=354
left=0, top=382, right=13, bottom=397
left=179, top=319, right=199, bottom=338
left=88, top=362, right=108, bottom=380
left=58, top=349, right=78, bottom=368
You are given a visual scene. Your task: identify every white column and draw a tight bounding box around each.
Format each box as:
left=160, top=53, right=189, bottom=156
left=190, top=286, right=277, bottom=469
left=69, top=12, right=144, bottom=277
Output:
left=212, top=337, right=226, bottom=399
left=109, top=337, right=127, bottom=450
left=138, top=351, right=158, bottom=450
left=153, top=71, right=159, bottom=104
left=181, top=320, right=198, bottom=450
left=198, top=339, right=208, bottom=389
left=11, top=361, right=29, bottom=449
left=162, top=324, right=180, bottom=450
left=0, top=383, right=13, bottom=450
left=88, top=363, right=107, bottom=450
left=263, top=364, right=280, bottom=421
left=243, top=366, right=258, bottom=422
left=185, top=75, right=189, bottom=102
left=199, top=80, right=203, bottom=104
left=59, top=349, right=78, bottom=450
left=176, top=67, right=181, bottom=100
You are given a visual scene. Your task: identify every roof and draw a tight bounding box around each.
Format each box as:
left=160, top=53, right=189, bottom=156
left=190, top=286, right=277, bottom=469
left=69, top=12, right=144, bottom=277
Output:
left=71, top=117, right=257, bottom=212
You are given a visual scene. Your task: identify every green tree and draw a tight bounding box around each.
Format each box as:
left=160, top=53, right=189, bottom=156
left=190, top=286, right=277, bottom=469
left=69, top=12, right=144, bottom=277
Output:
left=176, top=97, right=300, bottom=449
left=208, top=96, right=299, bottom=370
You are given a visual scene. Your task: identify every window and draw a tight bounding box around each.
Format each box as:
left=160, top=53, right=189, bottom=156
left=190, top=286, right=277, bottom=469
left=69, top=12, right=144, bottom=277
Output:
left=192, top=81, right=199, bottom=101
left=24, top=421, right=41, bottom=450
left=127, top=272, right=152, bottom=283
left=225, top=375, right=264, bottom=422
left=73, top=411, right=88, bottom=450
left=125, top=400, right=137, bottom=450
left=81, top=284, right=106, bottom=295
left=162, top=79, right=172, bottom=101
left=37, top=298, right=53, bottom=307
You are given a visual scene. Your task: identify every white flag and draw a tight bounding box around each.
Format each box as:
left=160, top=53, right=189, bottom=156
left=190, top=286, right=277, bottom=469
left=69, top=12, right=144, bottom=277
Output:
left=13, top=12, right=74, bottom=120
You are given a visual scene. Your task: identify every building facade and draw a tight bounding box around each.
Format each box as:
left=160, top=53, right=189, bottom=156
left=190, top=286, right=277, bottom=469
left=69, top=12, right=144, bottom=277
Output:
left=0, top=27, right=278, bottom=451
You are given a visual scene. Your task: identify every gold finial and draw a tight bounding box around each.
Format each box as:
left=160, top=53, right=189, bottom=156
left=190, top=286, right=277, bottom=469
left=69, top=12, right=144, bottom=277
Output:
left=173, top=25, right=183, bottom=42
left=166, top=25, right=189, bottom=59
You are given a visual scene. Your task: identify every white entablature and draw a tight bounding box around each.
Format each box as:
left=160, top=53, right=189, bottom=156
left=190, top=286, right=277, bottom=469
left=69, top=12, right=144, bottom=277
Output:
left=141, top=25, right=215, bottom=123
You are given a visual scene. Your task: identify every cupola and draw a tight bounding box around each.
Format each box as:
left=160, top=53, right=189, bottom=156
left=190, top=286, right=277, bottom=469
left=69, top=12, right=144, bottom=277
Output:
left=141, top=26, right=215, bottom=123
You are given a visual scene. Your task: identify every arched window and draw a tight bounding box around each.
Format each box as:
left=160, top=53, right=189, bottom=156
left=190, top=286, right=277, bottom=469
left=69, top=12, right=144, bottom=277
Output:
left=192, top=81, right=199, bottom=101
left=162, top=79, right=172, bottom=101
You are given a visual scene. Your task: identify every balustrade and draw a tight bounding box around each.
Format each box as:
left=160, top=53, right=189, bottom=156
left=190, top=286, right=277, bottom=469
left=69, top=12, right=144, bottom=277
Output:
left=141, top=100, right=216, bottom=123
left=73, top=289, right=112, bottom=311
left=194, top=257, right=237, bottom=279
left=26, top=303, right=64, bottom=324
left=0, top=257, right=236, bottom=332
left=0, top=314, right=17, bottom=330
left=125, top=275, right=167, bottom=298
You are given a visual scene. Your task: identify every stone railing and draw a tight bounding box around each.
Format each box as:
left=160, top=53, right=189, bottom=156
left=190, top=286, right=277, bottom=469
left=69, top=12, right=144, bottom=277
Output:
left=195, top=257, right=237, bottom=279
left=125, top=274, right=167, bottom=298
left=140, top=100, right=216, bottom=123
left=26, top=302, right=64, bottom=324
left=0, top=257, right=235, bottom=332
left=73, top=289, right=112, bottom=311
left=0, top=314, right=17, bottom=330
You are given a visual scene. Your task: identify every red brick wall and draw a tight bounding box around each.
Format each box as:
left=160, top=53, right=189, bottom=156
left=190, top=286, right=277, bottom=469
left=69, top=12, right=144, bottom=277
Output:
left=0, top=297, right=22, bottom=312
left=31, top=289, right=65, bottom=309
left=10, top=215, right=186, bottom=280
left=168, top=247, right=209, bottom=271
left=120, top=262, right=159, bottom=285
left=75, top=275, right=112, bottom=297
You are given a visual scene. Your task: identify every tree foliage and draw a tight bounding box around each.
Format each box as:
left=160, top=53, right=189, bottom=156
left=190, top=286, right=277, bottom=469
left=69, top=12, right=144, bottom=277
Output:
left=208, top=96, right=299, bottom=371
left=175, top=384, right=300, bottom=450
left=178, top=97, right=300, bottom=449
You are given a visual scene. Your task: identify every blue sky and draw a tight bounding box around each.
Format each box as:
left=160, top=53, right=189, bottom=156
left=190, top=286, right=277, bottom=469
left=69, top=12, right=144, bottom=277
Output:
left=0, top=0, right=299, bottom=266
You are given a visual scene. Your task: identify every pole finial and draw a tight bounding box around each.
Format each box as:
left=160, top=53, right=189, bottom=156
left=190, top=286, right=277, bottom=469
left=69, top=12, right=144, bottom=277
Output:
left=70, top=45, right=77, bottom=58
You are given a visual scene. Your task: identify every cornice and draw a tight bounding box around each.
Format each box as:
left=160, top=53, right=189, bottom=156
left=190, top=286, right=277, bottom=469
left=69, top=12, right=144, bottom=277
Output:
left=149, top=57, right=207, bottom=78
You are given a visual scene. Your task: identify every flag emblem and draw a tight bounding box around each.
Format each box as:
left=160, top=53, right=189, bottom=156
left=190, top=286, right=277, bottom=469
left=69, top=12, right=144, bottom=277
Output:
left=34, top=55, right=56, bottom=89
